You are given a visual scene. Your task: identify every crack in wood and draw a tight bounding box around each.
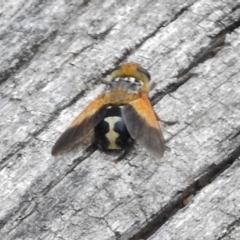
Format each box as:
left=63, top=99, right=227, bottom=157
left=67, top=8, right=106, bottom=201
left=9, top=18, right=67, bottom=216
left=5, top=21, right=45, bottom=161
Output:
left=0, top=30, right=58, bottom=85
left=150, top=72, right=196, bottom=105
left=128, top=145, right=240, bottom=240
left=1, top=148, right=93, bottom=234
left=107, top=3, right=194, bottom=73
left=149, top=15, right=240, bottom=110
left=216, top=217, right=240, bottom=240
left=0, top=89, right=85, bottom=170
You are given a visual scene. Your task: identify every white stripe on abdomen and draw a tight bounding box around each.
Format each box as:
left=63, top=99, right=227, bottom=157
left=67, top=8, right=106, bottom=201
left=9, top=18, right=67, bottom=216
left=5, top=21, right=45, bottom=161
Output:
left=105, top=116, right=122, bottom=149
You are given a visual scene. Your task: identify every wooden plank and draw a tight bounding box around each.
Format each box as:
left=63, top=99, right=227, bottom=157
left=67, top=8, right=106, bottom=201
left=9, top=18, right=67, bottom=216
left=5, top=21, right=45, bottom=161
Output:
left=148, top=159, right=240, bottom=240
left=0, top=0, right=240, bottom=239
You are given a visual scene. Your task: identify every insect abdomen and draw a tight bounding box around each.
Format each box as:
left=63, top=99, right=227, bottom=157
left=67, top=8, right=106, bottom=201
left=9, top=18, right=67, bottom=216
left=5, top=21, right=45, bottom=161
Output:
left=94, top=106, right=132, bottom=151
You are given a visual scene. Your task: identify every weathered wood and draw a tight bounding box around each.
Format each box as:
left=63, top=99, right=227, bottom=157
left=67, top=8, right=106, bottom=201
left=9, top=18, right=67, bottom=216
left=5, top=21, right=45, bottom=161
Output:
left=148, top=159, right=240, bottom=240
left=0, top=0, right=240, bottom=239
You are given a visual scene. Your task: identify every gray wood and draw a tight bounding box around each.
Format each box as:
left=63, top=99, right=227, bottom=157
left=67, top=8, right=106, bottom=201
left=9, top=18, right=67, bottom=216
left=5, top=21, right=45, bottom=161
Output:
left=148, top=159, right=240, bottom=240
left=0, top=0, right=240, bottom=239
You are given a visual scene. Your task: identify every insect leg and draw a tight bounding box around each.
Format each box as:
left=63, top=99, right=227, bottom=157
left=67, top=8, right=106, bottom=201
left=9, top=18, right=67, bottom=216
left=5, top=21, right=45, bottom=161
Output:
left=159, top=119, right=179, bottom=125
left=154, top=112, right=178, bottom=126
left=84, top=142, right=98, bottom=154
left=71, top=143, right=98, bottom=165
left=113, top=142, right=134, bottom=163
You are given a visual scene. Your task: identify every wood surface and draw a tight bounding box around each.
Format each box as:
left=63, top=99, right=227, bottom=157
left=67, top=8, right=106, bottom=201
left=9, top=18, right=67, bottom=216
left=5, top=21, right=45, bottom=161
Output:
left=1, top=0, right=240, bottom=239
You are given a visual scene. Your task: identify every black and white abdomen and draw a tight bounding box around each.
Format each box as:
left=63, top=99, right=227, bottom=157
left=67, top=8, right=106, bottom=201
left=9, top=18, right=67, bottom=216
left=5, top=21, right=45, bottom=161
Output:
left=94, top=106, right=133, bottom=151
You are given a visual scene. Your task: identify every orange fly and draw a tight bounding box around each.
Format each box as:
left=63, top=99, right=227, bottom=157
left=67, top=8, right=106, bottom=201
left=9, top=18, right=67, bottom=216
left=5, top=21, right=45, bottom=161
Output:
left=51, top=63, right=165, bottom=162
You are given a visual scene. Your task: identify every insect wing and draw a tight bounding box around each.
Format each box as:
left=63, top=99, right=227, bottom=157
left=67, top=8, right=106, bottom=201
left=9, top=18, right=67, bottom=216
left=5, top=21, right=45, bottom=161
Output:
left=51, top=95, right=106, bottom=155
left=121, top=94, right=165, bottom=159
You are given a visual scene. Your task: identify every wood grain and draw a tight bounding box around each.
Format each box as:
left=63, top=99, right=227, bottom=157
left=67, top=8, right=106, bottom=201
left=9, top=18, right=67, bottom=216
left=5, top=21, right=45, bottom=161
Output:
left=0, top=0, right=240, bottom=239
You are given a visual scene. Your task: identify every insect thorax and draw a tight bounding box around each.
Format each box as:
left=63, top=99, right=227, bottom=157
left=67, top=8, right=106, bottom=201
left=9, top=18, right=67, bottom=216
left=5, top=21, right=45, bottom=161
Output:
left=107, top=77, right=144, bottom=93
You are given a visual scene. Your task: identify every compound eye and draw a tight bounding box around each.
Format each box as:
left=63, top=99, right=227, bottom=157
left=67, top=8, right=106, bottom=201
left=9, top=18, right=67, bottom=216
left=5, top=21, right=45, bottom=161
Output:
left=137, top=67, right=151, bottom=80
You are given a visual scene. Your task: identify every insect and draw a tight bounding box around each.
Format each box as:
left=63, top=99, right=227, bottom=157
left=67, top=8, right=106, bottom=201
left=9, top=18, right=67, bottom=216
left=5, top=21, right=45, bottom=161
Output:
left=51, top=63, right=165, bottom=162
